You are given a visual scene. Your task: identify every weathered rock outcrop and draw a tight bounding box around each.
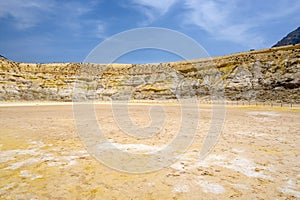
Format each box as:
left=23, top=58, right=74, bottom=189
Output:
left=0, top=45, right=299, bottom=103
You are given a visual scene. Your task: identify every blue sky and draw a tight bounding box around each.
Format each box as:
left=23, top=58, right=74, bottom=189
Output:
left=0, top=0, right=299, bottom=63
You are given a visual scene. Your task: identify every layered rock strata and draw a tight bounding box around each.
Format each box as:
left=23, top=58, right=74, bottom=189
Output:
left=0, top=45, right=299, bottom=103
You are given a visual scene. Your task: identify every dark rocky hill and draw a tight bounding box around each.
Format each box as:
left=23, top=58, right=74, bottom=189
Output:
left=0, top=55, right=8, bottom=61
left=273, top=27, right=300, bottom=47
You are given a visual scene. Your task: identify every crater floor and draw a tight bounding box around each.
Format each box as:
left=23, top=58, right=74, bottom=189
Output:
left=0, top=103, right=299, bottom=199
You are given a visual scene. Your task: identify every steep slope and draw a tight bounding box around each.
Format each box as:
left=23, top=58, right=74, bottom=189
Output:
left=273, top=27, right=300, bottom=47
left=0, top=44, right=299, bottom=103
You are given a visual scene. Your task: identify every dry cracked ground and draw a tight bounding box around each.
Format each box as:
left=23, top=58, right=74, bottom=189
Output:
left=0, top=103, right=299, bottom=199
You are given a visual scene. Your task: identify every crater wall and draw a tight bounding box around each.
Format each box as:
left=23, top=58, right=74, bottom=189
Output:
left=1, top=45, right=299, bottom=103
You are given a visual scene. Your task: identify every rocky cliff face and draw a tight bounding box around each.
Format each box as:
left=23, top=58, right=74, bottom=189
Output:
left=273, top=27, right=300, bottom=47
left=0, top=45, right=300, bottom=103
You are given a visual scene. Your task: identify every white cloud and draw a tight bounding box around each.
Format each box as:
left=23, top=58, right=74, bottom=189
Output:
left=0, top=0, right=54, bottom=29
left=182, top=0, right=300, bottom=48
left=254, top=1, right=300, bottom=21
left=0, top=0, right=106, bottom=38
left=184, top=0, right=229, bottom=32
left=128, top=0, right=178, bottom=24
left=95, top=21, right=107, bottom=39
left=182, top=0, right=263, bottom=47
left=131, top=0, right=177, bottom=14
left=2, top=0, right=299, bottom=49
left=125, top=0, right=267, bottom=47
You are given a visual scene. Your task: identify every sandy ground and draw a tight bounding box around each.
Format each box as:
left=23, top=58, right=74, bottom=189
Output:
left=0, top=103, right=299, bottom=199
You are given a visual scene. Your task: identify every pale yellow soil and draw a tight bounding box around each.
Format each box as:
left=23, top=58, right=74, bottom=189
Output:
left=0, top=103, right=299, bottom=199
